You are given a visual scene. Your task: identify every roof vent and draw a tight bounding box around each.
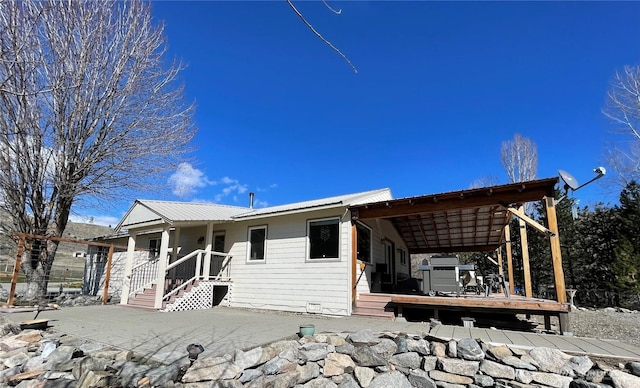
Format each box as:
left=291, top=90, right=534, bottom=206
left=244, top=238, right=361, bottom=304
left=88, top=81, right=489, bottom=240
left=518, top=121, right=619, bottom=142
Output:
left=249, top=192, right=255, bottom=209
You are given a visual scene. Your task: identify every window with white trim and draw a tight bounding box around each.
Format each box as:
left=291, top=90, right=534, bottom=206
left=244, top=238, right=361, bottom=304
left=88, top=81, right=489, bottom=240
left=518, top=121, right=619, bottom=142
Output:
left=247, top=226, right=266, bottom=262
left=308, top=218, right=340, bottom=260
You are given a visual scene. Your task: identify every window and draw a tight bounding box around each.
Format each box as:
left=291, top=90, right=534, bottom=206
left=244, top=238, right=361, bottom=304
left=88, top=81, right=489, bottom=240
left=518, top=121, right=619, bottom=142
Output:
left=356, top=222, right=372, bottom=263
left=308, top=218, right=339, bottom=260
left=398, top=248, right=407, bottom=266
left=148, top=238, right=161, bottom=258
left=247, top=226, right=266, bottom=261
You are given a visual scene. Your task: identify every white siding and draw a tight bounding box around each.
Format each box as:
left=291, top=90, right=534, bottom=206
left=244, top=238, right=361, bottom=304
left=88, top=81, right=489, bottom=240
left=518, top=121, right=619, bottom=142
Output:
left=226, top=208, right=352, bottom=316
left=84, top=250, right=149, bottom=299
left=354, top=218, right=411, bottom=296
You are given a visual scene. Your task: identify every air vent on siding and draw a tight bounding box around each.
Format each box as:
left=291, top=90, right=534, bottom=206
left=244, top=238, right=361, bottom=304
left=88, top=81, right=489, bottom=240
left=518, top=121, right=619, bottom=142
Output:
left=306, top=302, right=322, bottom=314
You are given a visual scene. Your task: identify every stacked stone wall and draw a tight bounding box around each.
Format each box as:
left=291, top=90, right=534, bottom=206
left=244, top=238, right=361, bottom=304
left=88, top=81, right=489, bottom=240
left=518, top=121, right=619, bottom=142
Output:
left=1, top=323, right=640, bottom=387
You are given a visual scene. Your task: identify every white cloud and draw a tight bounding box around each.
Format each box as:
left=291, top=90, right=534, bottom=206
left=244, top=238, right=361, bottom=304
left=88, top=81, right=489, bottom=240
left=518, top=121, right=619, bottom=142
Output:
left=168, top=163, right=210, bottom=197
left=253, top=199, right=269, bottom=208
left=211, top=177, right=248, bottom=203
left=166, top=168, right=261, bottom=206
left=257, top=183, right=278, bottom=192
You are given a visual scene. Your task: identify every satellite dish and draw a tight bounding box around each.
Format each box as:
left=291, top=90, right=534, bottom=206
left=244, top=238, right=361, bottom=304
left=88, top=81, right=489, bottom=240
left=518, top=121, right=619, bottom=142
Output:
left=558, top=170, right=579, bottom=191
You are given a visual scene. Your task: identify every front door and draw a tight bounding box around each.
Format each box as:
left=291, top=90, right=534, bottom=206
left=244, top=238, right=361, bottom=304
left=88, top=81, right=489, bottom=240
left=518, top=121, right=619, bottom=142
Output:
left=211, top=232, right=226, bottom=278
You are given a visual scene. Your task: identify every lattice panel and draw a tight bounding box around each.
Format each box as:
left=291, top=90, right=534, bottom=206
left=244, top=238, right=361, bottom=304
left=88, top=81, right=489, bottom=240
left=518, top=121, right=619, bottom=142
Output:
left=162, top=281, right=232, bottom=312
left=164, top=282, right=213, bottom=312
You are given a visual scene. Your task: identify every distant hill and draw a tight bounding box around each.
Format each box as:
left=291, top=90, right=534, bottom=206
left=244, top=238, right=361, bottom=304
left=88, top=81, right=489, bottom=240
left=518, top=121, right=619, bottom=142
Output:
left=61, top=221, right=114, bottom=241
left=0, top=218, right=114, bottom=273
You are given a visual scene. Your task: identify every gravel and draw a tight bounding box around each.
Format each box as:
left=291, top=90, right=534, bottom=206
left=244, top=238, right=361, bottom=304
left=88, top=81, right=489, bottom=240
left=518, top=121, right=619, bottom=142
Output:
left=570, top=309, right=640, bottom=348
left=528, top=308, right=640, bottom=348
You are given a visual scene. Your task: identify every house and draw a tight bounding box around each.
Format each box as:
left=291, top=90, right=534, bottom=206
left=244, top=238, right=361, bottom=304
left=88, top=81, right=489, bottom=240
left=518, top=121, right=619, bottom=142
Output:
left=88, top=178, right=572, bottom=331
left=91, top=188, right=411, bottom=316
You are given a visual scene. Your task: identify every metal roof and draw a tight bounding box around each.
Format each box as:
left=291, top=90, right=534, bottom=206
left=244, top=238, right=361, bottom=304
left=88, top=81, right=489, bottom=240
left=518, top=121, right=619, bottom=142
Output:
left=233, top=188, right=392, bottom=219
left=116, top=200, right=249, bottom=230
left=116, top=188, right=392, bottom=231
left=350, top=178, right=559, bottom=254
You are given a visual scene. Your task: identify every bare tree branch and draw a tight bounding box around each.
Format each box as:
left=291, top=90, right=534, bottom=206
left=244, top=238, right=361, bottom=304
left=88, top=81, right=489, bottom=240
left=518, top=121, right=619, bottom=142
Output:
left=286, top=0, right=357, bottom=73
left=0, top=0, right=195, bottom=298
left=603, top=65, right=640, bottom=187
left=501, top=134, right=538, bottom=214
left=501, top=134, right=538, bottom=184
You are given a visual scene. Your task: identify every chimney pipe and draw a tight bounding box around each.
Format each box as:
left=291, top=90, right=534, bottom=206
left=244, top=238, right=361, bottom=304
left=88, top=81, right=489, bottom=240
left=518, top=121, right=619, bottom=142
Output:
left=249, top=192, right=255, bottom=209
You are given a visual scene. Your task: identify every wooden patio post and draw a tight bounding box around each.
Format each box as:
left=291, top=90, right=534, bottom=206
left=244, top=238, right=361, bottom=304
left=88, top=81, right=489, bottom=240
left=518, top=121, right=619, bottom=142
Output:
left=102, top=245, right=115, bottom=305
left=518, top=206, right=533, bottom=298
left=8, top=234, right=25, bottom=306
left=496, top=247, right=504, bottom=293
left=120, top=233, right=137, bottom=305
left=504, top=224, right=515, bottom=295
left=545, top=196, right=567, bottom=303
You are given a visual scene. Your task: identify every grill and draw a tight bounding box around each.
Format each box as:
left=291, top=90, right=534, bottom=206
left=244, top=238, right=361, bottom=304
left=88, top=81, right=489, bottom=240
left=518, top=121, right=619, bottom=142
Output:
left=418, top=255, right=474, bottom=296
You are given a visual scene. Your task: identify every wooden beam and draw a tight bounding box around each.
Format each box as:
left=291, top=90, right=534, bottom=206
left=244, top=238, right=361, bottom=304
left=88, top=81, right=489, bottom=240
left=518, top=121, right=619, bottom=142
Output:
left=496, top=247, right=504, bottom=294
left=352, top=179, right=557, bottom=220
left=8, top=235, right=25, bottom=306
left=545, top=197, right=567, bottom=303
left=505, top=224, right=515, bottom=295
left=390, top=294, right=570, bottom=313
left=507, top=207, right=554, bottom=236
left=13, top=233, right=144, bottom=251
left=102, top=245, right=115, bottom=305
left=410, top=244, right=500, bottom=254
left=518, top=206, right=533, bottom=298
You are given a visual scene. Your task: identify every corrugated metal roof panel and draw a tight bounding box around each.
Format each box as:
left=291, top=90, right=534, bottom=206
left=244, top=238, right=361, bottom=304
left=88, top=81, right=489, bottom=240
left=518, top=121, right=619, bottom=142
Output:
left=233, top=188, right=392, bottom=219
left=116, top=188, right=392, bottom=230
left=138, top=200, right=249, bottom=222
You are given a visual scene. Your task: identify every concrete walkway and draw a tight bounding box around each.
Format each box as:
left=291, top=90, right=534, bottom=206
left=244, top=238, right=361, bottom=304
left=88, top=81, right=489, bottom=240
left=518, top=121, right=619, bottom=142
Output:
left=3, top=305, right=640, bottom=364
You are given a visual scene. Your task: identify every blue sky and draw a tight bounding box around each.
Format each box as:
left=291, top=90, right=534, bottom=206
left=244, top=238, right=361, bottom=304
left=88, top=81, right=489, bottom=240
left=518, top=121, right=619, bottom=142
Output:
left=82, top=1, right=640, bottom=226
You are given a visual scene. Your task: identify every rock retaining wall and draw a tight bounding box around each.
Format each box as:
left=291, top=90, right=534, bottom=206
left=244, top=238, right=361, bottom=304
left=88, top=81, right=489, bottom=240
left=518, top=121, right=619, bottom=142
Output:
left=1, top=322, right=640, bottom=388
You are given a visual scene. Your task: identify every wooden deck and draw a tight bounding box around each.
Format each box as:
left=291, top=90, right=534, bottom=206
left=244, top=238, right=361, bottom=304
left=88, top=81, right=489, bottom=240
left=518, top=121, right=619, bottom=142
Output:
left=356, top=292, right=572, bottom=333
left=430, top=324, right=640, bottom=361
left=390, top=293, right=569, bottom=314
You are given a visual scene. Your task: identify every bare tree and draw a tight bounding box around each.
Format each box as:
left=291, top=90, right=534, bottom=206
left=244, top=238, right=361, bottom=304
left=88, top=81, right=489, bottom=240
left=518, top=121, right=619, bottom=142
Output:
left=501, top=134, right=538, bottom=184
left=603, top=65, right=640, bottom=188
left=500, top=134, right=538, bottom=297
left=469, top=175, right=501, bottom=189
left=0, top=0, right=195, bottom=298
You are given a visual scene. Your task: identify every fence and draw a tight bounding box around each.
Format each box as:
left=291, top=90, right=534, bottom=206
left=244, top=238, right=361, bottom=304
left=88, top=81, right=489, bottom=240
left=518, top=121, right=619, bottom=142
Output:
left=3, top=233, right=134, bottom=305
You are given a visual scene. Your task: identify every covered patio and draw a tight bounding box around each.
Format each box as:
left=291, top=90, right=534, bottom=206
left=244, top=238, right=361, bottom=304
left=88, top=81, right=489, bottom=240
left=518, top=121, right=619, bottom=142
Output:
left=349, top=177, right=572, bottom=333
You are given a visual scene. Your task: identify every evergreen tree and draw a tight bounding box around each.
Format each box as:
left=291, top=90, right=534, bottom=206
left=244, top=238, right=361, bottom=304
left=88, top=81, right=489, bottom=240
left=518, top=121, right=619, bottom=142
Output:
left=613, top=181, right=640, bottom=307
left=573, top=204, right=619, bottom=306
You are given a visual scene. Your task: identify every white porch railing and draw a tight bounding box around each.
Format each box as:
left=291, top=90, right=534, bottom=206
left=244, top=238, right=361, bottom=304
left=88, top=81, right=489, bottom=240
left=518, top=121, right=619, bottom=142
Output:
left=162, top=250, right=232, bottom=302
left=128, top=258, right=159, bottom=296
